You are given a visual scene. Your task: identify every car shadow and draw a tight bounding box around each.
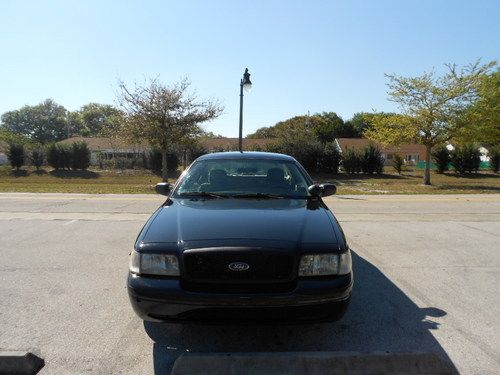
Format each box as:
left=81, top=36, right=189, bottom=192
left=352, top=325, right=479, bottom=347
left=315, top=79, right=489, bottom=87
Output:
left=143, top=251, right=458, bottom=374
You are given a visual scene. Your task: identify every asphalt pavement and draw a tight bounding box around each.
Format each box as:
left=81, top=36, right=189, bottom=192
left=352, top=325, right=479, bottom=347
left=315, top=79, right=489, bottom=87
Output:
left=0, top=193, right=499, bottom=374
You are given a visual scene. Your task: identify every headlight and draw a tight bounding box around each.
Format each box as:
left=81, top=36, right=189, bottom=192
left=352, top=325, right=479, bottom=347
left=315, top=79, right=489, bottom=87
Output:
left=129, top=250, right=180, bottom=276
left=338, top=250, right=352, bottom=275
left=298, top=250, right=351, bottom=276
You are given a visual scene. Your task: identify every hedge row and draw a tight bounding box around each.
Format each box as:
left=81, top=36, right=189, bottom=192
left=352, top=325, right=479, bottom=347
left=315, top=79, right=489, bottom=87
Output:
left=6, top=142, right=91, bottom=171
left=46, top=142, right=91, bottom=170
left=265, top=140, right=384, bottom=174
left=432, top=144, right=499, bottom=174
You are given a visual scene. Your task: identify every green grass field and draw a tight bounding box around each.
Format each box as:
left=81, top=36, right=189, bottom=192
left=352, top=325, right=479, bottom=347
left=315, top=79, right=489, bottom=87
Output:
left=0, top=166, right=168, bottom=194
left=0, top=165, right=498, bottom=195
left=316, top=169, right=500, bottom=194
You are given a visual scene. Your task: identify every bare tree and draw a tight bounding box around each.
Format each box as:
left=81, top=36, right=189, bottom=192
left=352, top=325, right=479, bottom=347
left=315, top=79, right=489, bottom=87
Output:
left=115, top=78, right=223, bottom=181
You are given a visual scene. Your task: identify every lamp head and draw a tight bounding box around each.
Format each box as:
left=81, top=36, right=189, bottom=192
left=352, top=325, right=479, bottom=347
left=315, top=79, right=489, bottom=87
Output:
left=242, top=68, right=252, bottom=91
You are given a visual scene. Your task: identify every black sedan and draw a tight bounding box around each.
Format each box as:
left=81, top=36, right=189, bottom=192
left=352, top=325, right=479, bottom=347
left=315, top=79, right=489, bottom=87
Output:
left=127, top=152, right=353, bottom=322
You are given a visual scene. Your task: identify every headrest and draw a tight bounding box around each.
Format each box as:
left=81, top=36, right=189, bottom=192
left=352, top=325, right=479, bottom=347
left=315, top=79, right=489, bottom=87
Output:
left=267, top=168, right=284, bottom=181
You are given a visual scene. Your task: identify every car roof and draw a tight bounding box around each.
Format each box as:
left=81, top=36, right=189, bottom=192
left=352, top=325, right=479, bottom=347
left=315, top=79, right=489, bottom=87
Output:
left=195, top=151, right=297, bottom=162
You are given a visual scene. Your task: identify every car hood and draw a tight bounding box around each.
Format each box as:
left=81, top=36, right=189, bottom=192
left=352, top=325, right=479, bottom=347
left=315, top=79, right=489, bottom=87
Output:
left=141, top=198, right=339, bottom=247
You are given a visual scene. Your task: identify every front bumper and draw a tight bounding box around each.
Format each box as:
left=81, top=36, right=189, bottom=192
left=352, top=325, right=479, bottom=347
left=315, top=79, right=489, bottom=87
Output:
left=127, top=272, right=353, bottom=322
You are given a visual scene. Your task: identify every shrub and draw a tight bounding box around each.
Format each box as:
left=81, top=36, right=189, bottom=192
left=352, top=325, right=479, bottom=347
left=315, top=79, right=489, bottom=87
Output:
left=450, top=144, right=481, bottom=174
left=489, top=147, right=499, bottom=173
left=342, top=149, right=362, bottom=174
left=166, top=153, right=179, bottom=172
left=147, top=149, right=179, bottom=173
left=393, top=154, right=404, bottom=175
left=247, top=143, right=263, bottom=152
left=318, top=142, right=342, bottom=174
left=432, top=146, right=450, bottom=173
left=7, top=143, right=25, bottom=170
left=187, top=144, right=208, bottom=163
left=70, top=142, right=91, bottom=170
left=47, top=143, right=71, bottom=170
left=30, top=149, right=45, bottom=170
left=264, top=142, right=282, bottom=154
left=46, top=144, right=59, bottom=169
left=103, top=157, right=133, bottom=170
left=147, top=149, right=162, bottom=172
left=361, top=143, right=384, bottom=174
left=268, top=138, right=323, bottom=172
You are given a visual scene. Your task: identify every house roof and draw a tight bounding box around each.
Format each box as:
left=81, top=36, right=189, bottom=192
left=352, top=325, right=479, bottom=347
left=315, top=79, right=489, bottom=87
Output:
left=58, top=137, right=146, bottom=151
left=335, top=138, right=426, bottom=155
left=202, top=138, right=275, bottom=150
left=197, top=151, right=295, bottom=161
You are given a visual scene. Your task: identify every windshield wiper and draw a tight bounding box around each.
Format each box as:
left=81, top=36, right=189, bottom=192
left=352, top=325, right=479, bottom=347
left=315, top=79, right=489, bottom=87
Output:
left=178, top=191, right=229, bottom=199
left=233, top=193, right=289, bottom=199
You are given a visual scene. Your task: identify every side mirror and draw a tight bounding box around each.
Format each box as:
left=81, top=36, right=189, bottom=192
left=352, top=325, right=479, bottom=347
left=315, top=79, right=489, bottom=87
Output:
left=320, top=183, right=337, bottom=197
left=155, top=182, right=171, bottom=196
left=308, top=184, right=322, bottom=197
left=308, top=183, right=337, bottom=197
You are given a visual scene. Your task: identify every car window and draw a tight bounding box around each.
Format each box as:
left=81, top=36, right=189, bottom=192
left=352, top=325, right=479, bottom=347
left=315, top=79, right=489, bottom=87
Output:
left=175, top=159, right=311, bottom=197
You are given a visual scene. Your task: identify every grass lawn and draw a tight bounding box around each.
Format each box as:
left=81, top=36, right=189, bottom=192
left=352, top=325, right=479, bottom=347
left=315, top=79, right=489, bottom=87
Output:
left=313, top=167, right=500, bottom=194
left=0, top=165, right=499, bottom=195
left=0, top=166, right=168, bottom=194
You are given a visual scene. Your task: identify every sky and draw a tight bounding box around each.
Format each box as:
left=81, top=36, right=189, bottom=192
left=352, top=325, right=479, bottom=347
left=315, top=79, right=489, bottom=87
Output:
left=0, top=0, right=498, bottom=137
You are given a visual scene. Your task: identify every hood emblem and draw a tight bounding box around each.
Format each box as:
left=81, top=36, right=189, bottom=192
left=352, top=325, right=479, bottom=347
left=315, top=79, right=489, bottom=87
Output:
left=228, top=262, right=250, bottom=272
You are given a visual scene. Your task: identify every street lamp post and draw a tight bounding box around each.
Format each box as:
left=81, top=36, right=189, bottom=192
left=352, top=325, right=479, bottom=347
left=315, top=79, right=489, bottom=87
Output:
left=239, top=68, right=252, bottom=152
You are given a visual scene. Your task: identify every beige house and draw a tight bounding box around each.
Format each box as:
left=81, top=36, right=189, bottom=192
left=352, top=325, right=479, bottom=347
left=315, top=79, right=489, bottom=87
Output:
left=334, top=138, right=426, bottom=166
left=202, top=138, right=275, bottom=152
left=58, top=137, right=146, bottom=164
left=58, top=137, right=274, bottom=165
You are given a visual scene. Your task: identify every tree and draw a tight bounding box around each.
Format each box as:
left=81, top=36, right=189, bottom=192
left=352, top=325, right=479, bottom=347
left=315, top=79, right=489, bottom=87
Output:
left=450, top=144, right=481, bottom=174
left=393, top=154, right=404, bottom=175
left=246, top=126, right=278, bottom=139
left=115, top=78, right=223, bottom=181
left=342, top=149, right=362, bottom=174
left=432, top=146, right=450, bottom=173
left=489, top=147, right=499, bottom=173
left=361, top=143, right=384, bottom=174
left=315, top=112, right=355, bottom=142
left=267, top=136, right=323, bottom=172
left=146, top=149, right=179, bottom=174
left=452, top=71, right=500, bottom=145
left=1, top=99, right=68, bottom=143
left=78, top=103, right=121, bottom=136
left=70, top=142, right=91, bottom=170
left=365, top=61, right=496, bottom=185
left=346, top=112, right=372, bottom=136
left=46, top=143, right=71, bottom=170
left=200, top=131, right=224, bottom=138
left=0, top=129, right=32, bottom=153
left=318, top=142, right=342, bottom=173
left=67, top=111, right=84, bottom=137
left=246, top=115, right=326, bottom=140
left=7, top=144, right=25, bottom=170
left=30, top=149, right=45, bottom=171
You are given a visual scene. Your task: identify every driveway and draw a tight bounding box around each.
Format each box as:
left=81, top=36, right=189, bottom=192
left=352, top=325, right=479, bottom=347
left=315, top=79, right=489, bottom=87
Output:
left=0, top=193, right=499, bottom=374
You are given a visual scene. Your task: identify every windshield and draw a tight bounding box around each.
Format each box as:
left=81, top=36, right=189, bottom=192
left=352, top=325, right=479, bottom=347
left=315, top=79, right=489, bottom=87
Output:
left=174, top=158, right=312, bottom=198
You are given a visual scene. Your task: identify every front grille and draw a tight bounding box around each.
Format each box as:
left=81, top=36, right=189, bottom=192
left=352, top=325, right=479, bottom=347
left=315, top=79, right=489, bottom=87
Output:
left=182, top=248, right=296, bottom=292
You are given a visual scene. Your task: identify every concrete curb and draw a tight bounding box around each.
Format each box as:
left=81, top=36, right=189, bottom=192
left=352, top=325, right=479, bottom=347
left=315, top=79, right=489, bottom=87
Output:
left=0, top=352, right=44, bottom=375
left=172, top=351, right=453, bottom=375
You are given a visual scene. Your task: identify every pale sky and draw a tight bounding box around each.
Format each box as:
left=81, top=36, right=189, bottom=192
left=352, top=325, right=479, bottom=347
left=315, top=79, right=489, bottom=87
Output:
left=0, top=0, right=498, bottom=136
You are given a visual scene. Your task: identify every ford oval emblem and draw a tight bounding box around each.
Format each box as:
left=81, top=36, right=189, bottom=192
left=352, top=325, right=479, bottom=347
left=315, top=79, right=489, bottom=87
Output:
left=228, top=262, right=250, bottom=272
